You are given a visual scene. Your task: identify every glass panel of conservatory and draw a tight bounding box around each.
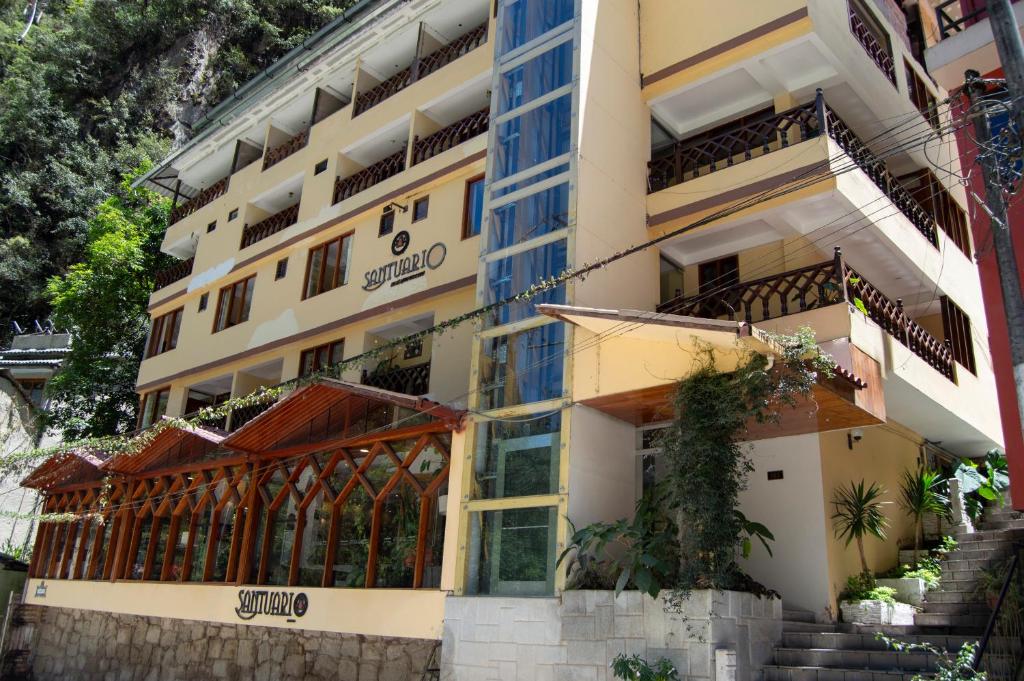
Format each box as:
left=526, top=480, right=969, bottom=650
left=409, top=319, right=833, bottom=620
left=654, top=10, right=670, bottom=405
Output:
left=332, top=485, right=373, bottom=588
left=298, top=490, right=331, bottom=587
left=374, top=482, right=420, bottom=588
left=188, top=508, right=213, bottom=582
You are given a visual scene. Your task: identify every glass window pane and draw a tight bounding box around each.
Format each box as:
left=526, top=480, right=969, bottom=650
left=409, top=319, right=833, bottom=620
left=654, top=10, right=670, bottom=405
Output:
left=80, top=522, right=100, bottom=579
left=467, top=179, right=485, bottom=237
left=188, top=508, right=213, bottom=582
left=66, top=522, right=83, bottom=579
left=215, top=290, right=231, bottom=331
left=298, top=491, right=331, bottom=587
left=474, top=411, right=560, bottom=499
left=489, top=183, right=570, bottom=251
left=154, top=390, right=170, bottom=423
left=239, top=277, right=255, bottom=322
left=498, top=0, right=574, bottom=55
left=93, top=520, right=113, bottom=580
left=492, top=163, right=569, bottom=200
left=167, top=310, right=182, bottom=350
left=147, top=517, right=171, bottom=580
left=257, top=471, right=288, bottom=585
left=305, top=247, right=324, bottom=298
left=484, top=240, right=567, bottom=327
left=375, top=483, right=420, bottom=588
left=300, top=350, right=315, bottom=378
left=230, top=281, right=245, bottom=325
left=315, top=346, right=329, bottom=372
left=322, top=240, right=340, bottom=293
left=498, top=41, right=573, bottom=113
left=493, top=94, right=572, bottom=181
left=131, top=521, right=152, bottom=580
left=333, top=486, right=373, bottom=587
left=211, top=502, right=237, bottom=582
left=167, top=515, right=190, bottom=581
left=467, top=506, right=557, bottom=595
left=329, top=341, right=345, bottom=366
left=479, top=322, right=565, bottom=410
left=339, top=235, right=352, bottom=286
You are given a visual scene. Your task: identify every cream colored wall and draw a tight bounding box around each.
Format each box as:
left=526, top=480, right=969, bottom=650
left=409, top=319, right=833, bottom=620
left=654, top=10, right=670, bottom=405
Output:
left=566, top=404, right=636, bottom=530
left=680, top=237, right=826, bottom=297
left=24, top=578, right=445, bottom=640
left=818, top=424, right=921, bottom=612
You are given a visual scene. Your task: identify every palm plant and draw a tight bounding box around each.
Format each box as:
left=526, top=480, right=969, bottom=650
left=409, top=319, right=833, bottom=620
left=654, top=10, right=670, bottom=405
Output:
left=832, top=480, right=891, bottom=575
left=898, top=467, right=950, bottom=565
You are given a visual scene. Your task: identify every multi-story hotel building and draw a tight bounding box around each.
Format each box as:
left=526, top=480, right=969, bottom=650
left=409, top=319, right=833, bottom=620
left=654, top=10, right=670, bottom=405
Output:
left=16, top=0, right=1008, bottom=679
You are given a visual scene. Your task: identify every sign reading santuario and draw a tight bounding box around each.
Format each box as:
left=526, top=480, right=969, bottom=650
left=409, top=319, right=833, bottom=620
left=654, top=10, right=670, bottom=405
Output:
left=362, top=242, right=446, bottom=291
left=235, top=589, right=308, bottom=621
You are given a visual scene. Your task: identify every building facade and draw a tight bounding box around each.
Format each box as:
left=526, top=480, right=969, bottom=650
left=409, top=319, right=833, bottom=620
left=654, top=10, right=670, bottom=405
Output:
left=925, top=0, right=1024, bottom=509
left=18, top=1, right=1007, bottom=679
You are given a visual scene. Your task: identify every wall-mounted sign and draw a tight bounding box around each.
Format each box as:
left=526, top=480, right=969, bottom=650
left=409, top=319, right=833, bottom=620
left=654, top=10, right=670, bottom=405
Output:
left=363, top=242, right=446, bottom=291
left=235, top=589, right=308, bottom=621
left=34, top=581, right=46, bottom=598
left=391, top=230, right=410, bottom=256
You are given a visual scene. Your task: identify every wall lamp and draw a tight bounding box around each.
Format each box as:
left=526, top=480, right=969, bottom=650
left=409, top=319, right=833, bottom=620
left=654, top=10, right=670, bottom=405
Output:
left=847, top=428, right=864, bottom=450
left=385, top=201, right=408, bottom=213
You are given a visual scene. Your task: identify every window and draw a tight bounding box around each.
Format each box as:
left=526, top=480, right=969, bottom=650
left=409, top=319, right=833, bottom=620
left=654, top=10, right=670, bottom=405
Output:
left=314, top=159, right=328, bottom=175
left=228, top=208, right=239, bottom=221
left=489, top=182, right=569, bottom=250
left=413, top=197, right=429, bottom=222
left=138, top=388, right=170, bottom=428
left=207, top=221, right=217, bottom=233
left=485, top=240, right=567, bottom=326
left=275, top=258, right=289, bottom=280
left=905, top=60, right=939, bottom=133
left=479, top=322, right=565, bottom=410
left=213, top=275, right=256, bottom=332
left=463, top=175, right=485, bottom=238
left=493, top=94, right=572, bottom=181
left=299, top=339, right=345, bottom=377
left=303, top=234, right=352, bottom=299
left=17, top=379, right=45, bottom=407
left=697, top=255, right=739, bottom=293
left=497, top=0, right=574, bottom=56
left=941, top=296, right=977, bottom=375
left=146, top=308, right=183, bottom=358
left=198, top=293, right=208, bottom=312
left=403, top=338, right=423, bottom=360
left=498, top=41, right=573, bottom=113
left=379, top=208, right=395, bottom=237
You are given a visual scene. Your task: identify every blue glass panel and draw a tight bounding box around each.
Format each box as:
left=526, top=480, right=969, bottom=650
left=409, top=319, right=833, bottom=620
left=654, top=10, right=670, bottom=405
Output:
left=485, top=240, right=568, bottom=326
left=491, top=163, right=569, bottom=199
left=480, top=323, right=565, bottom=410
left=489, top=182, right=570, bottom=251
left=498, top=41, right=573, bottom=114
left=498, top=0, right=574, bottom=55
left=493, top=94, right=572, bottom=181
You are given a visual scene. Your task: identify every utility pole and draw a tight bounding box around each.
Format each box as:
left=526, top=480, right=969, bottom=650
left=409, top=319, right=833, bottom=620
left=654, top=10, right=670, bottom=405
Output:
left=965, top=63, right=1024, bottom=439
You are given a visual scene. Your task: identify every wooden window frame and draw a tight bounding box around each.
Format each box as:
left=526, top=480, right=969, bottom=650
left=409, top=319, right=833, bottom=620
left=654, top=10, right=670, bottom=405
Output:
left=138, top=387, right=171, bottom=429
left=462, top=174, right=485, bottom=239
left=697, top=254, right=740, bottom=293
left=146, top=308, right=183, bottom=358
left=412, top=196, right=429, bottom=223
left=941, top=295, right=977, bottom=375
left=198, top=292, right=209, bottom=312
left=379, top=208, right=395, bottom=237
left=299, top=339, right=345, bottom=378
left=213, top=275, right=256, bottom=333
left=302, top=233, right=353, bottom=300
left=275, top=258, right=289, bottom=281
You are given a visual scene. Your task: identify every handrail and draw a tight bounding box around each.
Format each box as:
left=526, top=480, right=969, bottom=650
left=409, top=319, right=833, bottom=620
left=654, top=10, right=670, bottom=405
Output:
left=935, top=0, right=1024, bottom=38
left=262, top=129, right=309, bottom=171
left=849, top=1, right=896, bottom=85
left=972, top=545, right=1023, bottom=677
left=239, top=203, right=300, bottom=249
left=169, top=177, right=228, bottom=225
left=333, top=148, right=407, bottom=204
left=412, top=108, right=490, bottom=165
left=153, top=256, right=194, bottom=290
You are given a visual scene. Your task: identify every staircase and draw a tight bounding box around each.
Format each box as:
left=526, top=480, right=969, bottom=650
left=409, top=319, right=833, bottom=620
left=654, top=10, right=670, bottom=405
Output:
left=762, top=505, right=1024, bottom=680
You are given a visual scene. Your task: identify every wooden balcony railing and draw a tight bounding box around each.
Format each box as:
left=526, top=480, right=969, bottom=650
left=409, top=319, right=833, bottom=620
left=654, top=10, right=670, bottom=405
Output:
left=657, top=248, right=955, bottom=381
left=415, top=22, right=488, bottom=80
left=361, top=361, right=431, bottom=396
left=353, top=20, right=488, bottom=117
left=333, top=149, right=407, bottom=204
left=169, top=177, right=228, bottom=225
left=649, top=91, right=940, bottom=248
left=153, top=256, right=194, bottom=290
left=239, top=203, right=300, bottom=249
left=262, top=129, right=309, bottom=171
left=849, top=1, right=897, bottom=85
left=412, top=108, right=490, bottom=165
left=648, top=102, right=820, bottom=191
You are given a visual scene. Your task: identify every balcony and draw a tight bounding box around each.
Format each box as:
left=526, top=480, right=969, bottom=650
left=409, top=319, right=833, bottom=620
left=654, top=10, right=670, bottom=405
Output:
left=333, top=149, right=407, bottom=204
left=169, top=177, right=228, bottom=225
left=352, top=20, right=488, bottom=117
left=262, top=129, right=309, bottom=171
left=657, top=249, right=956, bottom=381
left=411, top=108, right=489, bottom=165
left=936, top=0, right=1022, bottom=38
left=362, top=361, right=431, bottom=396
left=648, top=92, right=940, bottom=248
left=239, top=203, right=300, bottom=249
left=849, top=0, right=897, bottom=85
left=153, top=256, right=194, bottom=290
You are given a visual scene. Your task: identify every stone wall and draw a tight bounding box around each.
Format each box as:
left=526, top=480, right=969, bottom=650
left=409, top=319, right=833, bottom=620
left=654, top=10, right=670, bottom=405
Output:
left=441, top=590, right=782, bottom=681
left=29, top=606, right=437, bottom=681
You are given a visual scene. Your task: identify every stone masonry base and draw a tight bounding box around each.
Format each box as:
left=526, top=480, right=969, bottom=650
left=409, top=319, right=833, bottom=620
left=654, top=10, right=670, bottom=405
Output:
left=28, top=606, right=437, bottom=681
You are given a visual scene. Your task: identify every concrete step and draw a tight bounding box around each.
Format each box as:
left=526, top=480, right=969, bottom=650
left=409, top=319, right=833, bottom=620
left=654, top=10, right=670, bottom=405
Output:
left=763, top=665, right=916, bottom=680
left=781, top=631, right=971, bottom=652
left=773, top=647, right=936, bottom=672
left=920, top=601, right=990, bottom=615
left=924, top=589, right=983, bottom=604
left=957, top=529, right=1024, bottom=543
left=783, top=621, right=840, bottom=633
left=978, top=519, right=1024, bottom=531
left=950, top=546, right=1014, bottom=561
left=914, top=612, right=989, bottom=629
left=784, top=609, right=817, bottom=623
left=936, top=578, right=981, bottom=592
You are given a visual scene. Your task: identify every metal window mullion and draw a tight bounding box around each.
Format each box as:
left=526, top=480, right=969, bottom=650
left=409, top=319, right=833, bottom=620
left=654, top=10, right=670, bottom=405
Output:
left=488, top=153, right=572, bottom=196
left=493, top=83, right=573, bottom=126
left=495, top=20, right=574, bottom=68
left=488, top=169, right=571, bottom=208
left=482, top=227, right=568, bottom=263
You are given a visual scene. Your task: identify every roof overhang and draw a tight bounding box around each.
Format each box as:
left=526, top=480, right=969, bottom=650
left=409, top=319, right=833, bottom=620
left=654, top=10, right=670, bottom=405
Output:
left=102, top=421, right=226, bottom=475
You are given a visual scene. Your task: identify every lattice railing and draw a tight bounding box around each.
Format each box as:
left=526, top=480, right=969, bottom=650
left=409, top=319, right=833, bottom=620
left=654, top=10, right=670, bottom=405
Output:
left=849, top=1, right=897, bottom=84
left=657, top=258, right=845, bottom=323
left=153, top=256, right=194, bottom=290
left=333, top=149, right=407, bottom=204
left=415, top=22, right=488, bottom=80
left=262, top=129, right=309, bottom=171
left=412, top=108, right=490, bottom=165
left=362, top=361, right=431, bottom=396
left=227, top=399, right=278, bottom=433
left=239, top=203, right=300, bottom=249
left=354, top=67, right=413, bottom=116
left=648, top=102, right=820, bottom=191
left=169, top=177, right=228, bottom=225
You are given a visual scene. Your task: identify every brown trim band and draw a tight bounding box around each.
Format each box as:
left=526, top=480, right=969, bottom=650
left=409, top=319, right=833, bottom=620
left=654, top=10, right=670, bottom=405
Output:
left=642, top=8, right=809, bottom=88
left=647, top=161, right=828, bottom=228
left=136, top=274, right=477, bottom=392
left=147, top=149, right=487, bottom=313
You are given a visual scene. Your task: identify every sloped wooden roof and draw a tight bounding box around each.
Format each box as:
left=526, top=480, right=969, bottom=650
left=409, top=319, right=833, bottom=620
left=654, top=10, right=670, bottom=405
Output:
left=22, top=449, right=108, bottom=491
left=102, top=422, right=226, bottom=475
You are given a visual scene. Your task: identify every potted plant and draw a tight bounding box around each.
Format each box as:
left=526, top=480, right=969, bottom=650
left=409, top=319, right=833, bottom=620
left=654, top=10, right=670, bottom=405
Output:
left=838, top=573, right=915, bottom=625
left=898, top=467, right=950, bottom=565
left=832, top=480, right=890, bottom=575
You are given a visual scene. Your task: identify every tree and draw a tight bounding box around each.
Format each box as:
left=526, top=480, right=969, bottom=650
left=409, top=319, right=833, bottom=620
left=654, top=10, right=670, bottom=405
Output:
left=832, top=480, right=891, bottom=575
left=898, top=467, right=950, bottom=565
left=44, top=168, right=169, bottom=439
